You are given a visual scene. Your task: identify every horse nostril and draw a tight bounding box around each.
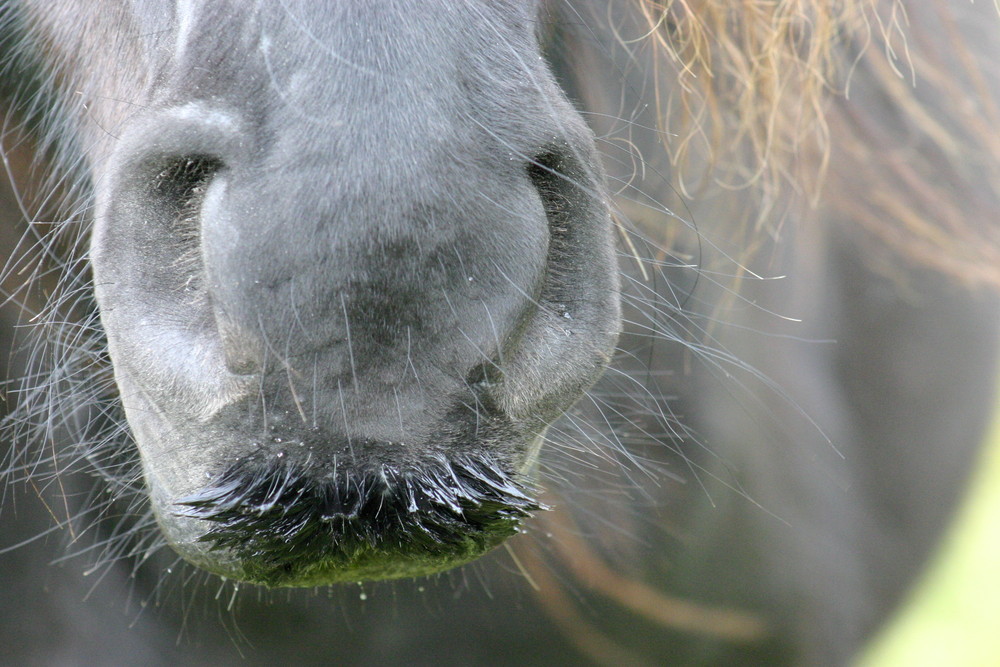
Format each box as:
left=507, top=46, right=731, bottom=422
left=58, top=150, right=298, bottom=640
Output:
left=152, top=155, right=222, bottom=204
left=526, top=150, right=578, bottom=250
left=150, top=156, right=222, bottom=295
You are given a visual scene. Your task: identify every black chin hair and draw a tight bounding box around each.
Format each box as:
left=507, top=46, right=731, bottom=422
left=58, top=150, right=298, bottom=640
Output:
left=174, top=451, right=543, bottom=585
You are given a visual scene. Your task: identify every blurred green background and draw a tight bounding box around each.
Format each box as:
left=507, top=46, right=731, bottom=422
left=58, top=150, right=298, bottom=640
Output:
left=862, top=395, right=1000, bottom=666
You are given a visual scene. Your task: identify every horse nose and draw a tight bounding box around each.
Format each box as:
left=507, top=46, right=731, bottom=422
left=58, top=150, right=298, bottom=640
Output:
left=184, top=139, right=554, bottom=395
left=96, top=101, right=538, bottom=401
left=84, top=4, right=621, bottom=588
left=96, top=93, right=617, bottom=440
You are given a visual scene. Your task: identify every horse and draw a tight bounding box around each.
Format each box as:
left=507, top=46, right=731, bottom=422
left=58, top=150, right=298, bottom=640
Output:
left=1, top=1, right=998, bottom=664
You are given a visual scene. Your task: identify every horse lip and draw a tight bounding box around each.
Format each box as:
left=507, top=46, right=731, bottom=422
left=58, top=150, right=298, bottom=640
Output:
left=167, top=452, right=545, bottom=587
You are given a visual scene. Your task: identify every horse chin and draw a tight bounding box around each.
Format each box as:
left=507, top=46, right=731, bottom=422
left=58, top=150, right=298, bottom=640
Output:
left=131, top=405, right=547, bottom=587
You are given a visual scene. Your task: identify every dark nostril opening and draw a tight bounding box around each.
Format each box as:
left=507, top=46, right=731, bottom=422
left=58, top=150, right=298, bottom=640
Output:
left=152, top=155, right=222, bottom=202
left=138, top=153, right=269, bottom=378
left=525, top=149, right=594, bottom=318
left=526, top=150, right=578, bottom=259
left=148, top=156, right=223, bottom=296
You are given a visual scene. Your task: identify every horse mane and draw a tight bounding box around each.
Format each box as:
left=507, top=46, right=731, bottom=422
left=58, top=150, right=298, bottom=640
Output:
left=633, top=0, right=1000, bottom=287
left=523, top=1, right=1000, bottom=655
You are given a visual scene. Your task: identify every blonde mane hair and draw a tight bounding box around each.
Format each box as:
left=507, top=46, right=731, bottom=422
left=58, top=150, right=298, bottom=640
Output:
left=634, top=0, right=1000, bottom=286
